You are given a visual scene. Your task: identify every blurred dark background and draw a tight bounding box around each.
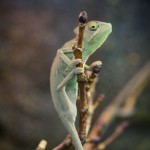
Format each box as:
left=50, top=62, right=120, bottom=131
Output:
left=0, top=0, right=150, bottom=150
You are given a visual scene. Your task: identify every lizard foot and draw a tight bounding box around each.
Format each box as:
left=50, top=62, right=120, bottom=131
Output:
left=89, top=61, right=102, bottom=70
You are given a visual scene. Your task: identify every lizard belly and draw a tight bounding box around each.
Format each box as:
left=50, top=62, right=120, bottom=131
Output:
left=50, top=57, right=78, bottom=118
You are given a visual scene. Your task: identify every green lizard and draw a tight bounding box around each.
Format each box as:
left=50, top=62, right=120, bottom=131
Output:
left=50, top=20, right=112, bottom=150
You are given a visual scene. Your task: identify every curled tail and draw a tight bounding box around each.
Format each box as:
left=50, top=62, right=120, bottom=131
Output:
left=61, top=118, right=83, bottom=150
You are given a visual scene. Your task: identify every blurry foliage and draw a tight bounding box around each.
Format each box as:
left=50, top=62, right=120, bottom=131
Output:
left=0, top=0, right=149, bottom=150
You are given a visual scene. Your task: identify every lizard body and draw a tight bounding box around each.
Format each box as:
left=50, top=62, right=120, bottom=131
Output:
left=50, top=20, right=112, bottom=149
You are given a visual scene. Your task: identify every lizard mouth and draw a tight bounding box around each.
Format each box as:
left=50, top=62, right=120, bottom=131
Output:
left=106, top=23, right=112, bottom=34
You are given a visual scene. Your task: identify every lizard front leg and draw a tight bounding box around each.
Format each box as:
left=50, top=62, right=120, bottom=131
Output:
left=57, top=49, right=82, bottom=68
left=57, top=67, right=84, bottom=91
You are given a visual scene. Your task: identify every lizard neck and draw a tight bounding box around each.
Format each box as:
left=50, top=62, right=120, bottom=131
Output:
left=82, top=42, right=97, bottom=63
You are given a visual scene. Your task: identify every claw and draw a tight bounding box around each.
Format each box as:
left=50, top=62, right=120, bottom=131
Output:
left=90, top=61, right=102, bottom=70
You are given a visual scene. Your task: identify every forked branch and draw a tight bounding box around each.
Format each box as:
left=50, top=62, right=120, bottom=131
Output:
left=73, top=11, right=88, bottom=143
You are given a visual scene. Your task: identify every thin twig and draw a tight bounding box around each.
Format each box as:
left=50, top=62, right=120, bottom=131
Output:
left=118, top=62, right=150, bottom=117
left=87, top=94, right=104, bottom=135
left=73, top=11, right=88, bottom=143
left=97, top=121, right=129, bottom=150
left=52, top=135, right=73, bottom=150
left=86, top=64, right=103, bottom=135
left=35, top=139, right=47, bottom=150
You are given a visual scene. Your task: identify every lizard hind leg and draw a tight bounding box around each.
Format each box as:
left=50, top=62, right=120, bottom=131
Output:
left=61, top=117, right=84, bottom=150
left=58, top=88, right=83, bottom=150
left=59, top=87, right=77, bottom=122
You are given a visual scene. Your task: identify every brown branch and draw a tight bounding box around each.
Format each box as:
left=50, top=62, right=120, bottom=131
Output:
left=84, top=61, right=150, bottom=150
left=118, top=62, right=150, bottom=117
left=73, top=11, right=88, bottom=143
left=35, top=139, right=47, bottom=150
left=86, top=95, right=104, bottom=138
left=85, top=64, right=103, bottom=135
left=52, top=135, right=73, bottom=150
left=97, top=121, right=129, bottom=150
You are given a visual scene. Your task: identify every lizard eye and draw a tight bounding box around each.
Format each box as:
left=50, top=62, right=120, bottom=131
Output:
left=88, top=21, right=99, bottom=31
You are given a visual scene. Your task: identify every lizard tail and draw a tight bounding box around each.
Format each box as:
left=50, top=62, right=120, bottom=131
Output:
left=62, top=120, right=84, bottom=150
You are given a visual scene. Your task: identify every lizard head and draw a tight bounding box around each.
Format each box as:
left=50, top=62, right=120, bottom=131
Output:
left=83, top=21, right=112, bottom=62
left=74, top=21, right=112, bottom=62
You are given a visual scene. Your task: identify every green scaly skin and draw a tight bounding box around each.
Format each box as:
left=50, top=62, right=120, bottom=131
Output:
left=50, top=20, right=112, bottom=150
